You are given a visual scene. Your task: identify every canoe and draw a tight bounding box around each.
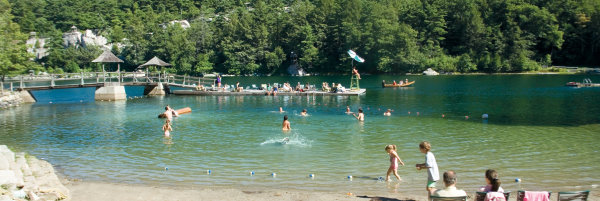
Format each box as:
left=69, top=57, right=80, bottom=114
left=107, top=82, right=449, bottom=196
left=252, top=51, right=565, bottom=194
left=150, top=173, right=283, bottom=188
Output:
left=158, top=107, right=192, bottom=118
left=383, top=81, right=415, bottom=88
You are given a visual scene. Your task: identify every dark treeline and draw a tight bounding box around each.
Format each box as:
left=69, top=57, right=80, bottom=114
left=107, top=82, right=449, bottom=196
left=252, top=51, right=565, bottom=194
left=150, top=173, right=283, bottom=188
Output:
left=2, top=0, right=600, bottom=77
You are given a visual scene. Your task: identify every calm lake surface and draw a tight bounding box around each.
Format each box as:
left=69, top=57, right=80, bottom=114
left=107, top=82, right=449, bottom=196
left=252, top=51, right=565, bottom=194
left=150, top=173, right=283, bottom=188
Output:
left=1, top=75, right=599, bottom=196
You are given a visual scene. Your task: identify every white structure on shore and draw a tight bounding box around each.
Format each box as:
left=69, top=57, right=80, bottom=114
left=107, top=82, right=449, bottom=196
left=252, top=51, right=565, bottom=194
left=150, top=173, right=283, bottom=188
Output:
left=423, top=68, right=440, bottom=75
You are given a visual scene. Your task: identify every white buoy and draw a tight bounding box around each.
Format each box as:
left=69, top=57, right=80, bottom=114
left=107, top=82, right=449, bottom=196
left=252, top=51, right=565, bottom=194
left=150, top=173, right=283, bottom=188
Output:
left=309, top=174, right=315, bottom=178
left=515, top=178, right=521, bottom=183
left=347, top=175, right=353, bottom=180
left=271, top=172, right=277, bottom=177
left=250, top=171, right=255, bottom=176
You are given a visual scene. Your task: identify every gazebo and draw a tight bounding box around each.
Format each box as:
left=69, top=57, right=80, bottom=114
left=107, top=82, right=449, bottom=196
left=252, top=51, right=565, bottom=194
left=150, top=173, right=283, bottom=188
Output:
left=91, top=51, right=126, bottom=101
left=92, top=50, right=124, bottom=82
left=138, top=56, right=172, bottom=95
left=138, top=56, right=172, bottom=69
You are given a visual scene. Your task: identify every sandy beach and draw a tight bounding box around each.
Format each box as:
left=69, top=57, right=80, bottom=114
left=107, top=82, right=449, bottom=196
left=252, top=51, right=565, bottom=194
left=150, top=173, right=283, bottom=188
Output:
left=65, top=180, right=427, bottom=201
left=63, top=180, right=600, bottom=201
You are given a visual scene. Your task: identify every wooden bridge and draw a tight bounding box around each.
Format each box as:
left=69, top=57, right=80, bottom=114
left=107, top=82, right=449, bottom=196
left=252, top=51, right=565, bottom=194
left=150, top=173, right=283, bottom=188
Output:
left=1, top=72, right=215, bottom=102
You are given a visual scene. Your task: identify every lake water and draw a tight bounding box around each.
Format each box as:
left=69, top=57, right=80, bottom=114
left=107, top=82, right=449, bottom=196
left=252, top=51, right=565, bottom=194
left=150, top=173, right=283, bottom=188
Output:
left=1, top=75, right=599, bottom=196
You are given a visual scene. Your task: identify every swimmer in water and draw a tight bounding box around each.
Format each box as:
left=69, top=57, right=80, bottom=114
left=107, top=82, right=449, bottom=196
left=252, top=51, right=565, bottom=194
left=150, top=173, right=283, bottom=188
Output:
left=384, top=109, right=392, bottom=116
left=301, top=109, right=308, bottom=116
left=346, top=106, right=352, bottom=114
left=282, top=115, right=291, bottom=130
left=353, top=108, right=365, bottom=121
left=162, top=119, right=172, bottom=138
left=279, top=107, right=285, bottom=113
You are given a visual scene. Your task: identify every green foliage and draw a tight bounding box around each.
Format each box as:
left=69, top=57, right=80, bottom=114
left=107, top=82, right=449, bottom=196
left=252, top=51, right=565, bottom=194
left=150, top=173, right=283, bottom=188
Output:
left=457, top=54, right=477, bottom=73
left=0, top=0, right=35, bottom=81
left=4, top=0, right=600, bottom=76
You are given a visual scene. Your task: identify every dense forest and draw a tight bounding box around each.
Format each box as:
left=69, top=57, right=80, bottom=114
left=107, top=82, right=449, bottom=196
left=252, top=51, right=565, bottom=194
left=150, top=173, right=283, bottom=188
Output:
left=1, top=0, right=599, bottom=78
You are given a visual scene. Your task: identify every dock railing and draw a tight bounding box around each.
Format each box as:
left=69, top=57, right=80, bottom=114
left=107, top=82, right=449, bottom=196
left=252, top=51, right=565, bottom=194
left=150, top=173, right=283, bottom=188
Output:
left=6, top=71, right=216, bottom=91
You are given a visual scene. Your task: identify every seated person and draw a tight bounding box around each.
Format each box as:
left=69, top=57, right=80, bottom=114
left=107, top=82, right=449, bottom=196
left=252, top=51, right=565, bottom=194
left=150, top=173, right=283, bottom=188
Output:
left=336, top=83, right=345, bottom=93
left=393, top=80, right=397, bottom=85
left=331, top=82, right=338, bottom=92
left=235, top=82, right=243, bottom=92
left=352, top=67, right=361, bottom=79
left=266, top=84, right=272, bottom=95
left=322, top=82, right=331, bottom=91
left=479, top=169, right=504, bottom=193
left=433, top=170, right=467, bottom=197
left=282, top=83, right=291, bottom=92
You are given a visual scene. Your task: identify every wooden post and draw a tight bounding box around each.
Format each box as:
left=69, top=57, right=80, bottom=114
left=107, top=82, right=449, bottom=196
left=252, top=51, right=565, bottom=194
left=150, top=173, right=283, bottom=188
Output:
left=10, top=82, right=13, bottom=92
left=158, top=72, right=161, bottom=83
left=102, top=64, right=106, bottom=83
left=183, top=75, right=186, bottom=86
left=117, top=63, right=121, bottom=83
left=51, top=74, right=55, bottom=87
left=96, top=72, right=99, bottom=83
left=20, top=76, right=24, bottom=89
left=80, top=72, right=85, bottom=85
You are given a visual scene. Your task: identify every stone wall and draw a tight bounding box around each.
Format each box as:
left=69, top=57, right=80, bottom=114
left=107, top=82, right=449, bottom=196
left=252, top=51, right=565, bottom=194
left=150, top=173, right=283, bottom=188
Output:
left=0, top=145, right=70, bottom=201
left=0, top=92, right=23, bottom=109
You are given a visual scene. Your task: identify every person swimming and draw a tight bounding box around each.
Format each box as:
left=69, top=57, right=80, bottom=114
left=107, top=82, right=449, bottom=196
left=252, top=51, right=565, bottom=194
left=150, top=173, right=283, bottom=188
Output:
left=301, top=109, right=308, bottom=116
left=353, top=108, right=365, bottom=121
left=162, top=119, right=172, bottom=138
left=384, top=109, right=392, bottom=116
left=282, top=115, right=291, bottom=130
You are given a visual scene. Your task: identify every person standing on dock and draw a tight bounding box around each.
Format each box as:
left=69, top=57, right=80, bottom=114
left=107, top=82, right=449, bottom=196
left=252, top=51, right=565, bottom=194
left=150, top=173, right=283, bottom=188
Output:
left=216, top=74, right=222, bottom=88
left=282, top=115, right=291, bottom=130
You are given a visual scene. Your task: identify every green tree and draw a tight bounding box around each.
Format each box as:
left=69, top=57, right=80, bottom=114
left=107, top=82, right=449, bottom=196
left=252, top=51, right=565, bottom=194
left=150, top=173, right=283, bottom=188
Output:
left=0, top=0, right=34, bottom=81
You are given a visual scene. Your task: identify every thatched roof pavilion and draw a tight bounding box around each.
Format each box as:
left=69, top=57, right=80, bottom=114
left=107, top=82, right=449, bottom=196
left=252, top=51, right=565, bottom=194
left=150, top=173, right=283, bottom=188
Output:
left=92, top=50, right=123, bottom=72
left=137, top=56, right=171, bottom=69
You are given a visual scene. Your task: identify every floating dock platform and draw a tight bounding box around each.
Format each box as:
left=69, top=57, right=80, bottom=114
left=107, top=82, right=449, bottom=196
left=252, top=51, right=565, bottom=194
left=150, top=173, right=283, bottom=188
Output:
left=172, top=89, right=366, bottom=96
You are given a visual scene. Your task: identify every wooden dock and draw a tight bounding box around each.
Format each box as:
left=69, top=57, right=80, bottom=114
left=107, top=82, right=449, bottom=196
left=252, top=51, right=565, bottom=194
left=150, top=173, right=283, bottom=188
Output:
left=172, top=89, right=366, bottom=96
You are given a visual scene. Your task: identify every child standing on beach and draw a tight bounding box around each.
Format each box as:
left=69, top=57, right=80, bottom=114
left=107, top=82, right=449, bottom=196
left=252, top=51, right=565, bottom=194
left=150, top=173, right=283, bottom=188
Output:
left=385, top=145, right=405, bottom=181
left=162, top=119, right=172, bottom=138
left=416, top=141, right=439, bottom=196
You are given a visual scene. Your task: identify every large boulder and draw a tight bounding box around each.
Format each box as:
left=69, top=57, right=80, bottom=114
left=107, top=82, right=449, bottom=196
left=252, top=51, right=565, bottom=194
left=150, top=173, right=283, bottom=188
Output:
left=81, top=30, right=108, bottom=49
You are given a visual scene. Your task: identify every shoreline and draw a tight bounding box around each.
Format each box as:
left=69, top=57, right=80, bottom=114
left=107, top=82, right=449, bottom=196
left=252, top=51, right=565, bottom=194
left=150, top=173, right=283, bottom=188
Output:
left=63, top=179, right=426, bottom=201
left=61, top=178, right=600, bottom=201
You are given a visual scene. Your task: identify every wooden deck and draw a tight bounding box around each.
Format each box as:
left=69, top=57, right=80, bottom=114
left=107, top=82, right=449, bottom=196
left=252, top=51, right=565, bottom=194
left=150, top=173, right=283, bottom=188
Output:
left=172, top=89, right=366, bottom=96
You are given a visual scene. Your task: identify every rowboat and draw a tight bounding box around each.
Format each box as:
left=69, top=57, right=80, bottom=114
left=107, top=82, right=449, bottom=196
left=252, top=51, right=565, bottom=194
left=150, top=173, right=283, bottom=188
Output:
left=158, top=107, right=192, bottom=118
left=383, top=81, right=415, bottom=88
